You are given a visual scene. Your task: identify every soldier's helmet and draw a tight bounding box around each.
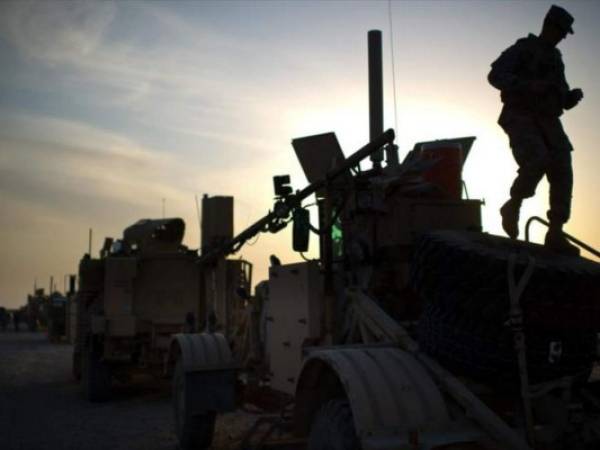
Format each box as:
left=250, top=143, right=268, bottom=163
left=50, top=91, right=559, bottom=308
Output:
left=546, top=5, right=574, bottom=34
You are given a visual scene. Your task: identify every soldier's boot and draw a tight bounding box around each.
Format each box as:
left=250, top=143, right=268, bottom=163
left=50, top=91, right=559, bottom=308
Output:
left=500, top=198, right=521, bottom=239
left=544, top=223, right=580, bottom=257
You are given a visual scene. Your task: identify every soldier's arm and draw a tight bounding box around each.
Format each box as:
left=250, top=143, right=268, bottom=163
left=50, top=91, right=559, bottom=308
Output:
left=564, top=88, right=583, bottom=110
left=487, top=44, right=529, bottom=93
left=558, top=56, right=584, bottom=110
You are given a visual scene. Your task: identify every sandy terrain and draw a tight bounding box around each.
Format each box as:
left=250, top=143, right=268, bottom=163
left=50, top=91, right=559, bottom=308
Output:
left=0, top=330, right=258, bottom=450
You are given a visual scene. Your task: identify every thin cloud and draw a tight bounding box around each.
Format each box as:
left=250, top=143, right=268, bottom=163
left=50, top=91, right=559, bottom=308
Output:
left=0, top=1, right=117, bottom=62
left=0, top=112, right=190, bottom=214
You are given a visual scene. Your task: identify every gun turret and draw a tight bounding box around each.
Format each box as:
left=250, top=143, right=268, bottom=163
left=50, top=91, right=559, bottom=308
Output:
left=198, top=129, right=395, bottom=265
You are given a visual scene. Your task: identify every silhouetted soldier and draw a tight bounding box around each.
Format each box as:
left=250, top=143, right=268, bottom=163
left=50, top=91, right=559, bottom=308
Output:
left=488, top=5, right=583, bottom=255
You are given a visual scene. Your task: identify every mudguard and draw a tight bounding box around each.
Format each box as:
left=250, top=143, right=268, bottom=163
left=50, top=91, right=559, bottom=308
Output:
left=168, top=332, right=238, bottom=413
left=295, top=346, right=485, bottom=450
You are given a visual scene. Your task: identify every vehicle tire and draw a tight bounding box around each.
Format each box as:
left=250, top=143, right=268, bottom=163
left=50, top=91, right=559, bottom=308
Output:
left=410, top=230, right=600, bottom=330
left=172, top=359, right=216, bottom=450
left=308, top=399, right=360, bottom=450
left=82, top=342, right=111, bottom=402
left=418, top=301, right=596, bottom=385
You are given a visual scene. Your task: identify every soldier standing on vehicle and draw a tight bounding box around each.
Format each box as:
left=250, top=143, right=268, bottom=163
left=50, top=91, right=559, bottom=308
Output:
left=488, top=5, right=583, bottom=256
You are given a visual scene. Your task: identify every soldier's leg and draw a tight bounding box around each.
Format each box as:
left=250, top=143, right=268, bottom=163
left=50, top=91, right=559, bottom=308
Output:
left=546, top=149, right=572, bottom=225
left=500, top=119, right=548, bottom=238
left=544, top=152, right=578, bottom=256
left=542, top=120, right=578, bottom=256
left=509, top=133, right=547, bottom=202
left=541, top=118, right=574, bottom=224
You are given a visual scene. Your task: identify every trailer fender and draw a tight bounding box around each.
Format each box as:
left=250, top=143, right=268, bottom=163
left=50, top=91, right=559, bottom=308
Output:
left=167, top=332, right=238, bottom=413
left=295, top=346, right=483, bottom=449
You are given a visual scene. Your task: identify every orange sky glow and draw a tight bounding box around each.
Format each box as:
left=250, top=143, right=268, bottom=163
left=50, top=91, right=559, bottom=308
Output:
left=1, top=0, right=599, bottom=309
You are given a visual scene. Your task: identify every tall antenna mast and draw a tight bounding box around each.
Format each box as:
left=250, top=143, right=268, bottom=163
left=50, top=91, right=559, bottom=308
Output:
left=388, top=0, right=399, bottom=135
left=368, top=29, right=399, bottom=169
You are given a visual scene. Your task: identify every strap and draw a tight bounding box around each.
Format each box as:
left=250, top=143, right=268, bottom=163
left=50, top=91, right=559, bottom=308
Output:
left=507, top=252, right=536, bottom=447
left=508, top=253, right=536, bottom=316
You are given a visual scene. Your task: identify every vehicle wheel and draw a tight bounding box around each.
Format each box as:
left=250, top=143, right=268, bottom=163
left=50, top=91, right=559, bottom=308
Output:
left=172, top=359, right=216, bottom=450
left=410, top=230, right=600, bottom=330
left=418, top=301, right=596, bottom=385
left=82, top=343, right=111, bottom=402
left=308, top=399, right=360, bottom=450
left=72, top=350, right=82, bottom=381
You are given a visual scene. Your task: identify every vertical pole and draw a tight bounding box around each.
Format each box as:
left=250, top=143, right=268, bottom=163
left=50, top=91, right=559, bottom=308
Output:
left=69, top=275, right=76, bottom=295
left=88, top=228, right=92, bottom=256
left=50, top=276, right=54, bottom=294
left=195, top=194, right=202, bottom=251
left=201, top=194, right=209, bottom=255
left=368, top=30, right=384, bottom=169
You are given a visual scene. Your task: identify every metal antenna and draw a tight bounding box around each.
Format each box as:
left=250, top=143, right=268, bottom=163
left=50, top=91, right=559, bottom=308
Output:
left=385, top=0, right=401, bottom=167
left=195, top=194, right=202, bottom=251
left=388, top=0, right=399, bottom=135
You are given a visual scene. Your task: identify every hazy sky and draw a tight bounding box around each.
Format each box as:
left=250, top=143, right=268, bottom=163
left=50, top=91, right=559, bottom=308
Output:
left=1, top=0, right=599, bottom=309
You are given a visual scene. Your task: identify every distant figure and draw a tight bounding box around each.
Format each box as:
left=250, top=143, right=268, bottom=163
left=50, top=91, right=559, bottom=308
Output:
left=13, top=309, right=20, bottom=332
left=0, top=307, right=7, bottom=332
left=488, top=5, right=583, bottom=256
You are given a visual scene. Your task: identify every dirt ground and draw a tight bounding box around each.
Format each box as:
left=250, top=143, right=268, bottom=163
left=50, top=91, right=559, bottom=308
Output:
left=0, top=329, right=258, bottom=450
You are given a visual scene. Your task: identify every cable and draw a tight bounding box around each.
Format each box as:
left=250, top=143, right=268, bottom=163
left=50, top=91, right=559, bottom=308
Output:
left=388, top=0, right=399, bottom=134
left=299, top=252, right=318, bottom=263
left=246, top=234, right=260, bottom=246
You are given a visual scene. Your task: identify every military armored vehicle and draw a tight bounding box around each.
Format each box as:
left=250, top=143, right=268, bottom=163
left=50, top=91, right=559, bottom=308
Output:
left=26, top=288, right=48, bottom=332
left=167, top=31, right=600, bottom=450
left=74, top=195, right=251, bottom=402
left=47, top=292, right=68, bottom=342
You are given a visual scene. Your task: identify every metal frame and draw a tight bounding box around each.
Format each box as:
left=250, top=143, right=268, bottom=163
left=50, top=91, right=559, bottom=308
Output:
left=525, top=215, right=600, bottom=258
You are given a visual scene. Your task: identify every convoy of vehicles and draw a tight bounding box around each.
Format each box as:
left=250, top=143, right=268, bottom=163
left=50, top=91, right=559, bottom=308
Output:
left=19, top=29, right=600, bottom=450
